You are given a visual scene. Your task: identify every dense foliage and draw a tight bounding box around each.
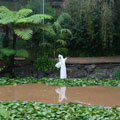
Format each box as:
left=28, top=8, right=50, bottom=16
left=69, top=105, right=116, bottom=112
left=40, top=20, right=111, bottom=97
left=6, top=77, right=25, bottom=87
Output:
left=34, top=57, right=57, bottom=72
left=0, top=6, right=52, bottom=76
left=1, top=0, right=120, bottom=57
left=63, top=0, right=120, bottom=56
left=0, top=77, right=120, bottom=87
left=0, top=101, right=119, bottom=119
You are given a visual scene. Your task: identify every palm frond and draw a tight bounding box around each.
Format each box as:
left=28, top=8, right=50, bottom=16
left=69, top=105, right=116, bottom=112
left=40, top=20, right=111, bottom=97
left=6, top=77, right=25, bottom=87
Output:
left=16, top=9, right=32, bottom=19
left=56, top=48, right=68, bottom=56
left=61, top=29, right=72, bottom=35
left=57, top=12, right=71, bottom=24
left=39, top=25, right=55, bottom=36
left=14, top=28, right=33, bottom=40
left=40, top=42, right=52, bottom=48
left=53, top=22, right=61, bottom=32
left=16, top=49, right=29, bottom=57
left=56, top=39, right=66, bottom=47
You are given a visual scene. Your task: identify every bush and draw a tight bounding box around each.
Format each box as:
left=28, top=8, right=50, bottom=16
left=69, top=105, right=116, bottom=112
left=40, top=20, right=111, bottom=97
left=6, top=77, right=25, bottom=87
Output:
left=113, top=68, right=120, bottom=80
left=34, top=57, right=57, bottom=72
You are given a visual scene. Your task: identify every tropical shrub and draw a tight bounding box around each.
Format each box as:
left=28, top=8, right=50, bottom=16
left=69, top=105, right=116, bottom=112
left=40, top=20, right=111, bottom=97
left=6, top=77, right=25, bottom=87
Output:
left=113, top=68, right=120, bottom=80
left=34, top=57, right=57, bottom=73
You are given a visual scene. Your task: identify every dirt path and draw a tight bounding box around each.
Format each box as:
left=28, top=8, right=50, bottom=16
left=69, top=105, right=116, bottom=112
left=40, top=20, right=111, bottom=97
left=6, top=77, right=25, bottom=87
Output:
left=66, top=56, right=120, bottom=63
left=0, top=84, right=120, bottom=107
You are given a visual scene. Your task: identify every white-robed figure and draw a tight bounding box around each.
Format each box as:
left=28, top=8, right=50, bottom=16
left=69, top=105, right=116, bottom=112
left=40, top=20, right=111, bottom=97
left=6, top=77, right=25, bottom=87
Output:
left=55, top=54, right=67, bottom=79
left=55, top=54, right=67, bottom=102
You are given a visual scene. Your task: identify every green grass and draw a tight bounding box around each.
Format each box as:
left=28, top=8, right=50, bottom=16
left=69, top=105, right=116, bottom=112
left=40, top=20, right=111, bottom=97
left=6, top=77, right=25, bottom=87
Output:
left=0, top=101, right=120, bottom=119
left=0, top=77, right=120, bottom=87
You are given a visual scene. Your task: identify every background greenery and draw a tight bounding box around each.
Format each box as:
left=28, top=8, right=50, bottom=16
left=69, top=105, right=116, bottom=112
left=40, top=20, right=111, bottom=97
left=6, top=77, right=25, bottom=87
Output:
left=1, top=0, right=120, bottom=58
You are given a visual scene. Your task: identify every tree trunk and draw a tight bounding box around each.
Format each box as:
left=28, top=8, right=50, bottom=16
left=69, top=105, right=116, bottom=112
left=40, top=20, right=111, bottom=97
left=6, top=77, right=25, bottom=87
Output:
left=9, top=33, right=17, bottom=77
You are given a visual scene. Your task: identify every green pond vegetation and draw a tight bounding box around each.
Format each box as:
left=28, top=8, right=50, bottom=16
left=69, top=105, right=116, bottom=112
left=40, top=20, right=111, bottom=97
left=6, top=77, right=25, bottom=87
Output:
left=0, top=78, right=120, bottom=119
left=0, top=77, right=120, bottom=87
left=0, top=101, right=120, bottom=120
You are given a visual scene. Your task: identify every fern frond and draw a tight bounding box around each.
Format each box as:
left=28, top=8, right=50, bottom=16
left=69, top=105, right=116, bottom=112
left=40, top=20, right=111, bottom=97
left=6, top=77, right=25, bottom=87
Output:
left=0, top=14, right=15, bottom=24
left=16, top=14, right=52, bottom=24
left=57, top=13, right=71, bottom=24
left=56, top=39, right=66, bottom=47
left=16, top=9, right=32, bottom=19
left=0, top=6, right=10, bottom=14
left=16, top=49, right=29, bottom=57
left=28, top=14, right=52, bottom=24
left=15, top=18, right=29, bottom=24
left=0, top=13, right=4, bottom=19
left=40, top=42, right=52, bottom=48
left=14, top=28, right=33, bottom=40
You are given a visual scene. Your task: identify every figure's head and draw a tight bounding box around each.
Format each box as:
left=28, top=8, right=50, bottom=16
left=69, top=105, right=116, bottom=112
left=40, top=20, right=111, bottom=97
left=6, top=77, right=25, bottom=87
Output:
left=58, top=54, right=63, bottom=61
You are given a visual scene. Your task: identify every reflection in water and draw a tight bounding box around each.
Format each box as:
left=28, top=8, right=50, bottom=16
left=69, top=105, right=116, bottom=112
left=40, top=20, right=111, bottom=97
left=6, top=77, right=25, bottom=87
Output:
left=55, top=87, right=67, bottom=102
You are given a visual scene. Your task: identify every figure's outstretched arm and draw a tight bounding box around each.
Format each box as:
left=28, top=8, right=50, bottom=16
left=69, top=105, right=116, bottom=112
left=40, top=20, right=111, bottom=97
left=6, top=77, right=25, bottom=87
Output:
left=65, top=57, right=68, bottom=61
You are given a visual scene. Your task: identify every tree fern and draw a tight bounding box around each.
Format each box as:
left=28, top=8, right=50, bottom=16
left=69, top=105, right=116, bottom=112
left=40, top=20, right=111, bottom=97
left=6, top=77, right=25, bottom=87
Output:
left=0, top=6, right=53, bottom=76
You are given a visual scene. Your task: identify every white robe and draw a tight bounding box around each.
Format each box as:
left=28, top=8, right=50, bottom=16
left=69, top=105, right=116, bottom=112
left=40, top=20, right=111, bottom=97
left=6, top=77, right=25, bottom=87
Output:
left=55, top=55, right=67, bottom=79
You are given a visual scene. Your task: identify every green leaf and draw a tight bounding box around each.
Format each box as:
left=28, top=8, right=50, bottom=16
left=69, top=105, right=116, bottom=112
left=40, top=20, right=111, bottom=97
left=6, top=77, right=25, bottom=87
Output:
left=16, top=9, right=32, bottom=19
left=0, top=48, right=15, bottom=56
left=57, top=12, right=71, bottom=24
left=0, top=106, right=10, bottom=119
left=16, top=49, right=29, bottom=58
left=53, top=22, right=61, bottom=32
left=56, top=39, right=66, bottom=46
left=0, top=12, right=15, bottom=24
left=61, top=29, right=72, bottom=36
left=14, top=28, right=33, bottom=40
left=39, top=25, right=55, bottom=36
left=40, top=42, right=52, bottom=48
left=28, top=14, right=52, bottom=24
left=0, top=6, right=10, bottom=14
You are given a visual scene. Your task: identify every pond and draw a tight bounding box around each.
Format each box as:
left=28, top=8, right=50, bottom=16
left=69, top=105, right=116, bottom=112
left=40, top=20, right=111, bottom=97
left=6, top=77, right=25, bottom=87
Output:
left=0, top=83, right=120, bottom=107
